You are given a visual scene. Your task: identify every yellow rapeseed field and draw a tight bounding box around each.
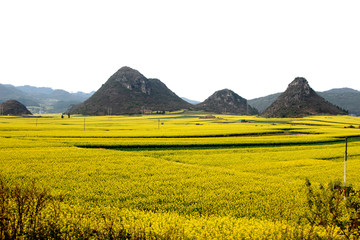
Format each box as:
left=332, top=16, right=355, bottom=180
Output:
left=1, top=114, right=360, bottom=239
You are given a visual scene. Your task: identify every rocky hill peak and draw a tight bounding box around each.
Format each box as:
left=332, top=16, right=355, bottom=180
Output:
left=214, top=88, right=235, bottom=97
left=110, top=66, right=150, bottom=95
left=287, top=77, right=313, bottom=98
left=262, top=77, right=347, bottom=118
left=196, top=89, right=258, bottom=115
left=70, top=66, right=191, bottom=115
left=289, top=77, right=309, bottom=87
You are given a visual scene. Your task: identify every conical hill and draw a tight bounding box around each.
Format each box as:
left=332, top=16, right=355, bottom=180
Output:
left=262, top=77, right=347, bottom=118
left=196, top=89, right=258, bottom=115
left=70, top=66, right=192, bottom=115
left=0, top=99, right=32, bottom=115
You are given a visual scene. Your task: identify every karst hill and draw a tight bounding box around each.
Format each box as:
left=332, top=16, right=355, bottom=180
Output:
left=196, top=89, right=258, bottom=115
left=262, top=77, right=347, bottom=118
left=70, top=67, right=192, bottom=115
left=0, top=99, right=32, bottom=116
left=68, top=66, right=350, bottom=117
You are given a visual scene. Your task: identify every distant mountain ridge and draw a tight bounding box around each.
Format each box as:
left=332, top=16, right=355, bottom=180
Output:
left=0, top=83, right=93, bottom=114
left=261, top=77, right=347, bottom=118
left=248, top=93, right=281, bottom=113
left=182, top=97, right=200, bottom=105
left=17, top=85, right=54, bottom=95
left=318, top=88, right=360, bottom=116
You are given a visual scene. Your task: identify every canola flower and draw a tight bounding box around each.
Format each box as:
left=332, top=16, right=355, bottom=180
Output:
left=1, top=114, right=359, bottom=239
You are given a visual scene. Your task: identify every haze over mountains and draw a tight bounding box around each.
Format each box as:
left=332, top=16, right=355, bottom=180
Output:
left=1, top=66, right=360, bottom=116
left=0, top=83, right=93, bottom=114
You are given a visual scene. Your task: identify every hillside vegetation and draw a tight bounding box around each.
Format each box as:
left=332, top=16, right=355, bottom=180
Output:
left=70, top=67, right=191, bottom=115
left=262, top=78, right=347, bottom=118
left=249, top=88, right=360, bottom=116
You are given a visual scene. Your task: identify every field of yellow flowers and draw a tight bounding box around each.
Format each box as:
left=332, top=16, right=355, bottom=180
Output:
left=1, top=114, right=360, bottom=239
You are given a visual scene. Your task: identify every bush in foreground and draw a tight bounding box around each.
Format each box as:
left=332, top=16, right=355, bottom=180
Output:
left=304, top=179, right=360, bottom=239
left=1, top=176, right=359, bottom=239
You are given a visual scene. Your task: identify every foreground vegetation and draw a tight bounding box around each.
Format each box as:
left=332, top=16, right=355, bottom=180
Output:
left=1, top=114, right=360, bottom=239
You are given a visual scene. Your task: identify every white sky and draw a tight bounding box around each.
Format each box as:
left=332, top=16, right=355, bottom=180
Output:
left=1, top=1, right=359, bottom=101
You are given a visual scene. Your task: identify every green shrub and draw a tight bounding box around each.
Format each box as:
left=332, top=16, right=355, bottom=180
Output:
left=304, top=178, right=360, bottom=239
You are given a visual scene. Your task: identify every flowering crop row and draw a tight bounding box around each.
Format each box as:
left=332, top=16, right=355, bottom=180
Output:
left=1, top=114, right=360, bottom=238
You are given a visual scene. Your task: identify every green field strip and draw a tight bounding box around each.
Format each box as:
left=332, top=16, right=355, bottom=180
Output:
left=75, top=138, right=353, bottom=151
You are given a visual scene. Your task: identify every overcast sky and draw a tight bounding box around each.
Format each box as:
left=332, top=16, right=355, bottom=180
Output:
left=1, top=1, right=359, bottom=101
